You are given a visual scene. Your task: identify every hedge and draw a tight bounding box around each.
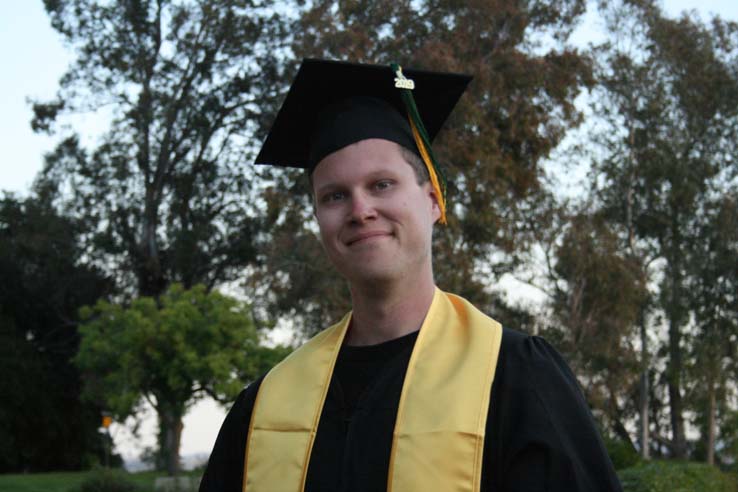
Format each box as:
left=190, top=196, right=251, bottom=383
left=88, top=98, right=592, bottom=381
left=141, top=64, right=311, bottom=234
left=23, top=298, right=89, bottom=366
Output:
left=619, top=460, right=737, bottom=492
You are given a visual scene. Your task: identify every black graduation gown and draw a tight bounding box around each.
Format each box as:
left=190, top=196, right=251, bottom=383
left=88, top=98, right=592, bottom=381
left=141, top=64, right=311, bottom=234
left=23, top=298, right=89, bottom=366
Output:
left=199, top=328, right=622, bottom=492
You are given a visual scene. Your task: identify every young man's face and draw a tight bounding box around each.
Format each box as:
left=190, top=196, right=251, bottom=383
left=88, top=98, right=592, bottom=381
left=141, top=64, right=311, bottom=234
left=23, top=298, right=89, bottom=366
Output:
left=311, top=138, right=440, bottom=286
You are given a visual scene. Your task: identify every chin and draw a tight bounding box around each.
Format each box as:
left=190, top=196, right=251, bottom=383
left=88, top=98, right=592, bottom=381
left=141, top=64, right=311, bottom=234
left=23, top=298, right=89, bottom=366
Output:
left=343, top=265, right=400, bottom=286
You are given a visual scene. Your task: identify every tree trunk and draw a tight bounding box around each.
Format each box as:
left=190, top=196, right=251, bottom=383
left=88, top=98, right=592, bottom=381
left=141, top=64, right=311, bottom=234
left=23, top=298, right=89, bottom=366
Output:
left=707, top=376, right=716, bottom=466
left=613, top=418, right=637, bottom=452
left=667, top=315, right=687, bottom=458
left=639, top=311, right=650, bottom=459
left=157, top=407, right=184, bottom=476
left=138, top=190, right=166, bottom=298
left=650, top=380, right=664, bottom=458
left=665, top=224, right=687, bottom=460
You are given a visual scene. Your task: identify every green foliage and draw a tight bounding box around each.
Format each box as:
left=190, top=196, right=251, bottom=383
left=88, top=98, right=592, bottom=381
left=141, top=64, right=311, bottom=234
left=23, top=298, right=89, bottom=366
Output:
left=545, top=210, right=647, bottom=446
left=605, top=436, right=643, bottom=470
left=686, top=193, right=738, bottom=464
left=585, top=0, right=738, bottom=458
left=77, top=468, right=143, bottom=492
left=0, top=471, right=88, bottom=492
left=76, top=283, right=272, bottom=413
left=0, top=469, right=199, bottom=492
left=0, top=194, right=112, bottom=472
left=35, top=0, right=291, bottom=297
left=553, top=213, right=647, bottom=362
left=619, top=461, right=738, bottom=492
left=75, top=283, right=290, bottom=473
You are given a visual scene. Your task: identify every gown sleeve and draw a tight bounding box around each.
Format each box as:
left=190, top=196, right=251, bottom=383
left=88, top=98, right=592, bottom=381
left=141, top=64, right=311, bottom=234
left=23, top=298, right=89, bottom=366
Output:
left=483, top=329, right=623, bottom=492
left=199, top=376, right=265, bottom=492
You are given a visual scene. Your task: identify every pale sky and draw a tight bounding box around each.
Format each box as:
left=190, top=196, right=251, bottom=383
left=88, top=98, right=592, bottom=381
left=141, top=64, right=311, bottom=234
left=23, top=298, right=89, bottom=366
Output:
left=1, top=0, right=737, bottom=466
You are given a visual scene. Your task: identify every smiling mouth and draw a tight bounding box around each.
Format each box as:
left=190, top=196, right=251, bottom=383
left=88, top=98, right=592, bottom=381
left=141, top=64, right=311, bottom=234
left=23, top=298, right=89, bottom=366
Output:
left=346, top=232, right=390, bottom=246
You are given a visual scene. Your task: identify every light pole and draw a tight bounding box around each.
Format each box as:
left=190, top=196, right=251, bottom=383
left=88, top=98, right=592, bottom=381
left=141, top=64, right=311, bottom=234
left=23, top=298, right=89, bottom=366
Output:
left=101, top=412, right=113, bottom=468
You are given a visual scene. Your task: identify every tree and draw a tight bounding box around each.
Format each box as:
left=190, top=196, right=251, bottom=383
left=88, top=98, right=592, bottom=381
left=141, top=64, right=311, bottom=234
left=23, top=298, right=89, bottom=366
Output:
left=544, top=209, right=647, bottom=450
left=687, top=194, right=738, bottom=465
left=590, top=0, right=738, bottom=458
left=253, top=0, right=594, bottom=335
left=75, top=283, right=290, bottom=475
left=0, top=193, right=112, bottom=472
left=33, top=0, right=290, bottom=298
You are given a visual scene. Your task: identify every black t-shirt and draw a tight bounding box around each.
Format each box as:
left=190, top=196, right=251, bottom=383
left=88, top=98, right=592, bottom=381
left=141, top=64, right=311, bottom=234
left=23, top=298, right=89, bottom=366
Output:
left=334, top=330, right=418, bottom=417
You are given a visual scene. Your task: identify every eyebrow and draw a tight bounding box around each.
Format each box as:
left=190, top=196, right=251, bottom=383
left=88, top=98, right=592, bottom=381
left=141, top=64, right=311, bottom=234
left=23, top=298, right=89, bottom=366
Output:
left=315, top=182, right=343, bottom=197
left=314, top=169, right=401, bottom=196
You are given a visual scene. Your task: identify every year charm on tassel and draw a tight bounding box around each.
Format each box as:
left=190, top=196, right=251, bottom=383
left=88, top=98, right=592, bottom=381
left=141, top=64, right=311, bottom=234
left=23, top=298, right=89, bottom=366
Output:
left=394, top=67, right=415, bottom=90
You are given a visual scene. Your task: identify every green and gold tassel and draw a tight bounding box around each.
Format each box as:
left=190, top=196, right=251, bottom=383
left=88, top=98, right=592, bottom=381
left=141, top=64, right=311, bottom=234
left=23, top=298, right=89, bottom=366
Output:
left=391, top=63, right=448, bottom=224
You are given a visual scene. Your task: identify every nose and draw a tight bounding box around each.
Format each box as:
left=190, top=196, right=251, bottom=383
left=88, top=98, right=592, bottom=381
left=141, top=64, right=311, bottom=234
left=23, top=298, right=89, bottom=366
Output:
left=348, top=191, right=377, bottom=224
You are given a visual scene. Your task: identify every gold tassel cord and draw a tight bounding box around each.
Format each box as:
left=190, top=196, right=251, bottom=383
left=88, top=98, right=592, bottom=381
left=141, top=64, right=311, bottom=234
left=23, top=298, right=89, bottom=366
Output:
left=409, top=118, right=447, bottom=224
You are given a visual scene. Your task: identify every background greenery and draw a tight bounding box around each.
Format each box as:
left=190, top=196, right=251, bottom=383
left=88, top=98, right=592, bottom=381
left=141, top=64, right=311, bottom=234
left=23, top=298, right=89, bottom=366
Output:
left=0, top=468, right=202, bottom=492
left=619, top=461, right=738, bottom=492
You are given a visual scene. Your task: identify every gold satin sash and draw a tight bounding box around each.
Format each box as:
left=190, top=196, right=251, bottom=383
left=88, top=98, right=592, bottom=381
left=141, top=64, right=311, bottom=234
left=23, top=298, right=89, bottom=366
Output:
left=243, top=289, right=502, bottom=492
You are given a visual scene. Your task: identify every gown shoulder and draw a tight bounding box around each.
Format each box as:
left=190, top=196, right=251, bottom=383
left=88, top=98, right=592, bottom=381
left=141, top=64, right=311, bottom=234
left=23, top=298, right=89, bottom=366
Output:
left=198, top=375, right=265, bottom=492
left=484, top=328, right=622, bottom=492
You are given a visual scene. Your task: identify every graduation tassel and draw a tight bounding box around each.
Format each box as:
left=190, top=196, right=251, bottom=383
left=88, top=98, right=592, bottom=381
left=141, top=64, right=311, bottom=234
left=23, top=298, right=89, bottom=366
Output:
left=391, top=63, right=448, bottom=224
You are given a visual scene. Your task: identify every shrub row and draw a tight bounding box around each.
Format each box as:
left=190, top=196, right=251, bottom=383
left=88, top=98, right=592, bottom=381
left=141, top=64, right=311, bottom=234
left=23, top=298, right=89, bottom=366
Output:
left=619, top=460, right=737, bottom=492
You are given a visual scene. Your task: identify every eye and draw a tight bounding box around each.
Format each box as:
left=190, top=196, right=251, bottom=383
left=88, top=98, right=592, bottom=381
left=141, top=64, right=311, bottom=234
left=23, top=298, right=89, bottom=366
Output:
left=321, top=190, right=346, bottom=203
left=374, top=179, right=394, bottom=191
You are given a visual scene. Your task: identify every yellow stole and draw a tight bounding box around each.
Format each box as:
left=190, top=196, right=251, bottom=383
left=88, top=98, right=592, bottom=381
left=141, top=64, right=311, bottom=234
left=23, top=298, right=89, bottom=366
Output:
left=243, top=288, right=502, bottom=492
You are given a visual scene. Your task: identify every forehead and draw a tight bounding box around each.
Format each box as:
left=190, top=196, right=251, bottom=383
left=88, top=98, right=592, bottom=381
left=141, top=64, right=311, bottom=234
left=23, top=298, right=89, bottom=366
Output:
left=311, top=139, right=411, bottom=185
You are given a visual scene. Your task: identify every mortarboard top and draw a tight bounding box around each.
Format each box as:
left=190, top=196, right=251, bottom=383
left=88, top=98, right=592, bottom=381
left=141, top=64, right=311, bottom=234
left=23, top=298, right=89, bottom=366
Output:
left=255, top=58, right=471, bottom=171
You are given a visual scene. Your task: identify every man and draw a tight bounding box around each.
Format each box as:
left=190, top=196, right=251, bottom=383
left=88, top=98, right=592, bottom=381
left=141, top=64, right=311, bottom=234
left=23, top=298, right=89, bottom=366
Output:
left=200, top=59, right=622, bottom=491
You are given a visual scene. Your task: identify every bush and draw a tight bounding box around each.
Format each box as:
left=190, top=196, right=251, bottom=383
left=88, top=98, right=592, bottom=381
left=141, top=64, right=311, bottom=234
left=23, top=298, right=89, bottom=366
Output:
left=76, top=468, right=143, bottom=492
left=604, top=436, right=642, bottom=470
left=619, top=460, right=738, bottom=492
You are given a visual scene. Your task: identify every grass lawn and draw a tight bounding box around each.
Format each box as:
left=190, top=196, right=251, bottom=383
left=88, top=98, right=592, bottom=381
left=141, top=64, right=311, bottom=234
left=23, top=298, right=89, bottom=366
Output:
left=0, top=471, right=89, bottom=492
left=0, top=469, right=202, bottom=492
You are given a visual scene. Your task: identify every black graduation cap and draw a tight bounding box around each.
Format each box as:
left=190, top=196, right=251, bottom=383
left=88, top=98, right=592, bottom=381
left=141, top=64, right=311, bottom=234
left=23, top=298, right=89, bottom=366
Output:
left=255, top=58, right=471, bottom=171
left=255, top=58, right=471, bottom=224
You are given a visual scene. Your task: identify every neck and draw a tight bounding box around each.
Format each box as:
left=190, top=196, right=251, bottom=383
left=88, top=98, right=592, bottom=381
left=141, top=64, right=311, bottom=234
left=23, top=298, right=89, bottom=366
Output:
left=345, top=273, right=436, bottom=346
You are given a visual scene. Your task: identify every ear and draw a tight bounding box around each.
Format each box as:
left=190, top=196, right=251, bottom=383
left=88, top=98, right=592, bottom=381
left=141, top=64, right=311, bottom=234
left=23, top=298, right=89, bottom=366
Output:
left=427, top=184, right=442, bottom=223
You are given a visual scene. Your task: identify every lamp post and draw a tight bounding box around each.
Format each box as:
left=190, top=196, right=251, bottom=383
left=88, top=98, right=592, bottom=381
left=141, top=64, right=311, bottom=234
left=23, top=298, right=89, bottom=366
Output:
left=101, top=412, right=113, bottom=468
